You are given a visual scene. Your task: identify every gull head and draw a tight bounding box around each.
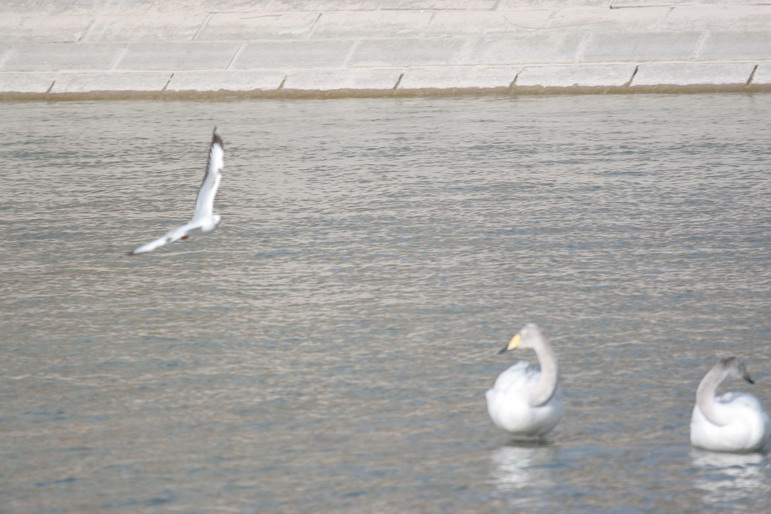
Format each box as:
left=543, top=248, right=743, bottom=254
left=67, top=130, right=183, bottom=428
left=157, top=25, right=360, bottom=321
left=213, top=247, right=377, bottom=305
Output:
left=201, top=213, right=222, bottom=233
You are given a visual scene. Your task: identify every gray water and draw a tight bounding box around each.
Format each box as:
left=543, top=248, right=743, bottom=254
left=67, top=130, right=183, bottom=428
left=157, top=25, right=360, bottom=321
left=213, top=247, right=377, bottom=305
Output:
left=1, top=94, right=770, bottom=513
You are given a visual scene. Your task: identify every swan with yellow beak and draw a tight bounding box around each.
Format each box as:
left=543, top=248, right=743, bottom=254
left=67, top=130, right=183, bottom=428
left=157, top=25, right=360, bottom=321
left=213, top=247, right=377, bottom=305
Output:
left=486, top=323, right=563, bottom=438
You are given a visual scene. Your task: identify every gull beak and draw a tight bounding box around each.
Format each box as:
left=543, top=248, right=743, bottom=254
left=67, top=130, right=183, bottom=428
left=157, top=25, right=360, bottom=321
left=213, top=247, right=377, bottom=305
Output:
left=498, top=332, right=522, bottom=354
left=743, top=369, right=755, bottom=385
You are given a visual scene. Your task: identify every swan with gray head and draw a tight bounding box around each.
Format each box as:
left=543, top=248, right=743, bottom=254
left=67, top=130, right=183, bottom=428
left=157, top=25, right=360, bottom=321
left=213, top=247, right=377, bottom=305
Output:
left=690, top=356, right=770, bottom=453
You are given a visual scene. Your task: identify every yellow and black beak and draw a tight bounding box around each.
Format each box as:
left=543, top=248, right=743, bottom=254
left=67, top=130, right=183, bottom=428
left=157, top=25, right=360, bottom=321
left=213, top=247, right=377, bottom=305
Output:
left=498, top=332, right=522, bottom=354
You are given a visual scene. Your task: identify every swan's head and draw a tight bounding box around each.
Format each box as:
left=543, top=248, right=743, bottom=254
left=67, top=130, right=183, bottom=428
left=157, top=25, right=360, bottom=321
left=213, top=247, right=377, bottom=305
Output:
left=498, top=323, right=543, bottom=354
left=721, top=356, right=754, bottom=384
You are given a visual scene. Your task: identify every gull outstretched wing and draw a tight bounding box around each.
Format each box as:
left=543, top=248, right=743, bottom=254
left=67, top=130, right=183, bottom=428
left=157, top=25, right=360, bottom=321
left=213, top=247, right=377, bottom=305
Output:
left=128, top=221, right=198, bottom=255
left=192, top=128, right=224, bottom=221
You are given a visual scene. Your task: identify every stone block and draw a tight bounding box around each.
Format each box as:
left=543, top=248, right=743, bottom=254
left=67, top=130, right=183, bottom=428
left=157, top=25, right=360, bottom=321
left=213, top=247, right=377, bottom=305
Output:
left=1, top=43, right=125, bottom=72
left=498, top=0, right=611, bottom=8
left=381, top=0, right=498, bottom=8
left=466, top=32, right=584, bottom=65
left=281, top=0, right=380, bottom=9
left=425, top=10, right=549, bottom=35
left=545, top=6, right=670, bottom=32
left=349, top=38, right=467, bottom=67
left=581, top=31, right=703, bottom=62
left=632, top=62, right=755, bottom=86
left=611, top=0, right=724, bottom=7
left=283, top=68, right=402, bottom=90
left=51, top=71, right=172, bottom=93
left=0, top=71, right=56, bottom=92
left=116, top=42, right=241, bottom=71
left=167, top=70, right=286, bottom=91
left=36, top=0, right=155, bottom=14
left=0, top=1, right=45, bottom=14
left=197, top=12, right=320, bottom=41
left=516, top=63, right=636, bottom=87
left=232, top=40, right=354, bottom=69
left=661, top=6, right=771, bottom=32
left=164, top=0, right=380, bottom=12
left=0, top=14, right=92, bottom=43
left=398, top=66, right=518, bottom=89
left=81, top=14, right=207, bottom=42
left=698, top=31, right=771, bottom=61
left=751, top=63, right=771, bottom=85
left=310, top=10, right=432, bottom=38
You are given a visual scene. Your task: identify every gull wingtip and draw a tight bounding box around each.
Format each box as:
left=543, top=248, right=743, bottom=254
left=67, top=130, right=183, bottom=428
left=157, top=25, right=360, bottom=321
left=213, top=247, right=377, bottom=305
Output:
left=212, top=127, right=223, bottom=147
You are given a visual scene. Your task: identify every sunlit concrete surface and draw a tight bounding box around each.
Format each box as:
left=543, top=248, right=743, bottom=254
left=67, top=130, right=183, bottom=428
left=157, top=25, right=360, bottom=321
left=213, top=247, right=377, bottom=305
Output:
left=0, top=0, right=769, bottom=98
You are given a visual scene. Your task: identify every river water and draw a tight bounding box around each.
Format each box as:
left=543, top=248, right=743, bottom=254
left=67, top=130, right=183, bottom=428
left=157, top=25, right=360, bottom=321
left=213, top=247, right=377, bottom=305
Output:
left=1, top=94, right=770, bottom=512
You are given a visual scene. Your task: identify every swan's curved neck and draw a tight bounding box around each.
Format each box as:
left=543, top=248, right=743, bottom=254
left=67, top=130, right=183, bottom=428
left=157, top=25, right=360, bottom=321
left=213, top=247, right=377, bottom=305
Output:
left=530, top=339, right=559, bottom=407
left=696, top=365, right=730, bottom=426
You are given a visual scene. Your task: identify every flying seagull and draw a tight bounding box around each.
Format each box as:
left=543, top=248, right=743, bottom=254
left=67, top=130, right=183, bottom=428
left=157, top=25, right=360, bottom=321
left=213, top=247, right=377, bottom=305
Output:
left=128, top=128, right=224, bottom=255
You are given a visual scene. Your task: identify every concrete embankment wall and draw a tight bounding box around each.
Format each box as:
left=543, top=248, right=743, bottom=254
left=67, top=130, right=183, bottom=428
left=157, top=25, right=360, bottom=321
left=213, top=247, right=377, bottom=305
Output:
left=1, top=0, right=770, bottom=99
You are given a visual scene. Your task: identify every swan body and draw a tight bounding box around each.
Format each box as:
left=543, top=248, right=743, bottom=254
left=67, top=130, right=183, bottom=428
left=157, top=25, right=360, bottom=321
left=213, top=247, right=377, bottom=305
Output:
left=129, top=128, right=224, bottom=255
left=486, top=323, right=563, bottom=437
left=690, top=357, right=770, bottom=453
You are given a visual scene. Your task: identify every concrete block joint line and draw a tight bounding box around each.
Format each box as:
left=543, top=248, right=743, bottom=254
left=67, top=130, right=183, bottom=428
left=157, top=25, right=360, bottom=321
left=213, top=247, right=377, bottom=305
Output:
left=0, top=0, right=770, bottom=98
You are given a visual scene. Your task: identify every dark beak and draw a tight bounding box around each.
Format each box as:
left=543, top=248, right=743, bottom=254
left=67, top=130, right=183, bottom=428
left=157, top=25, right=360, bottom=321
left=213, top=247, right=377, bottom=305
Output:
left=743, top=370, right=755, bottom=385
left=497, top=344, right=509, bottom=355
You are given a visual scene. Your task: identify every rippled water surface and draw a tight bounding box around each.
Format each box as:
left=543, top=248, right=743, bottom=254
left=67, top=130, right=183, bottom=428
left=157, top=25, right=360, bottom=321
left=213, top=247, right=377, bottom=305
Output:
left=1, top=94, right=770, bottom=512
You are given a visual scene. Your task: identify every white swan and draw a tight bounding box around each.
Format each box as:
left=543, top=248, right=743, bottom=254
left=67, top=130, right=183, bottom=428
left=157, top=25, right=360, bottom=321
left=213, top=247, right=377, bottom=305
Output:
left=486, top=323, right=563, bottom=438
left=690, top=357, right=770, bottom=453
left=128, top=128, right=224, bottom=255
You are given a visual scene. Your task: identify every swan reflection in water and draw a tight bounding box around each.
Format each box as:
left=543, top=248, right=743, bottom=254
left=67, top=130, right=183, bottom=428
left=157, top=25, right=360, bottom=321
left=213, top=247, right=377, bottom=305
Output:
left=691, top=449, right=767, bottom=506
left=490, top=442, right=558, bottom=493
